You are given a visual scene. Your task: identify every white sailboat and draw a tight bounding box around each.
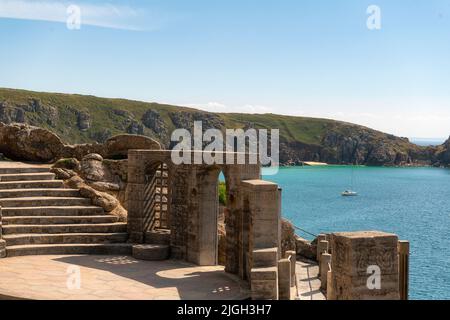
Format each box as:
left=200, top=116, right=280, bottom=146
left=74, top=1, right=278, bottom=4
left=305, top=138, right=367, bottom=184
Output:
left=342, top=162, right=358, bottom=196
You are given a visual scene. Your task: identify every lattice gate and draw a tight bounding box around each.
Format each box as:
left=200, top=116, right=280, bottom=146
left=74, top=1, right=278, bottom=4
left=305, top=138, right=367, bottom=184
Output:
left=143, top=163, right=170, bottom=231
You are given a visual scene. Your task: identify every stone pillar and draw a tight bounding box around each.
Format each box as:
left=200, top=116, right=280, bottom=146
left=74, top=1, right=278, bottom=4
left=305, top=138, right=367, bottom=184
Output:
left=126, top=183, right=145, bottom=243
left=286, top=250, right=296, bottom=287
left=0, top=206, right=6, bottom=258
left=126, top=151, right=146, bottom=244
left=243, top=179, right=281, bottom=253
left=317, top=240, right=328, bottom=277
left=330, top=231, right=400, bottom=300
left=327, top=270, right=335, bottom=300
left=243, top=179, right=281, bottom=300
left=277, top=259, right=291, bottom=300
left=320, top=253, right=331, bottom=290
left=316, top=234, right=327, bottom=261
left=398, top=241, right=410, bottom=300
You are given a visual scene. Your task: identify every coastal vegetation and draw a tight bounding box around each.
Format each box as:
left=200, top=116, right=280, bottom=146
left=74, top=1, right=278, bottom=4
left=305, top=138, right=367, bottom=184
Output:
left=1, top=87, right=448, bottom=166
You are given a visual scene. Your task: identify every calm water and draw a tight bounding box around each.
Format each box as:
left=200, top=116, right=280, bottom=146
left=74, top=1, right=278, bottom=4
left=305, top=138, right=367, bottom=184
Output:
left=262, top=166, right=450, bottom=300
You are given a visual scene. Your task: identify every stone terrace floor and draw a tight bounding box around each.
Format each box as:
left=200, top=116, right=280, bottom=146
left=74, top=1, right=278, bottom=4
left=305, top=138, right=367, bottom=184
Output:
left=0, top=255, right=250, bottom=300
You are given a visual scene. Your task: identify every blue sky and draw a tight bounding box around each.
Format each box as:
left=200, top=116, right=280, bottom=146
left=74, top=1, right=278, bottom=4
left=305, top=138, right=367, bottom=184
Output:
left=1, top=0, right=450, bottom=139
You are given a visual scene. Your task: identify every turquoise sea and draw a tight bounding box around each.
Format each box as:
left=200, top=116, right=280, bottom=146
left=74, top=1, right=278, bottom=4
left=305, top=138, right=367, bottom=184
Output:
left=262, top=166, right=450, bottom=300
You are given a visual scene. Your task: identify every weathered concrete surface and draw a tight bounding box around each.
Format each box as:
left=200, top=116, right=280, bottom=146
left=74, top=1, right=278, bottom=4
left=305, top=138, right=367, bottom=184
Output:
left=296, top=259, right=326, bottom=300
left=0, top=255, right=250, bottom=300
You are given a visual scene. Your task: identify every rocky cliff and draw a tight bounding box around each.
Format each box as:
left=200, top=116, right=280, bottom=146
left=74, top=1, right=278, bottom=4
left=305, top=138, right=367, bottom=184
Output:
left=0, top=87, right=447, bottom=166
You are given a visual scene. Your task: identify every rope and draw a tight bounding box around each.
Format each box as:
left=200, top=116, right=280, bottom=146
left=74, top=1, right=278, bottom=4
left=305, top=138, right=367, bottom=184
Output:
left=292, top=224, right=318, bottom=238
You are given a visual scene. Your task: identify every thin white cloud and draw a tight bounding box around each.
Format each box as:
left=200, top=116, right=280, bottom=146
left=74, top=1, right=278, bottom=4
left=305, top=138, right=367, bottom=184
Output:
left=0, top=0, right=147, bottom=31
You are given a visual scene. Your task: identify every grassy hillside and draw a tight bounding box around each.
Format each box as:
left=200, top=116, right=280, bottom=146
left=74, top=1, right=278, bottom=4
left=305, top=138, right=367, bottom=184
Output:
left=0, top=87, right=438, bottom=165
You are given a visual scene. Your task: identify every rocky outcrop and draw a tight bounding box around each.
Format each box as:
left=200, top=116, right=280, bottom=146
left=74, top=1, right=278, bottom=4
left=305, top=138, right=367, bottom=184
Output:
left=0, top=123, right=161, bottom=162
left=281, top=219, right=296, bottom=256
left=0, top=122, right=66, bottom=162
left=295, top=236, right=316, bottom=260
left=142, top=109, right=168, bottom=142
left=51, top=153, right=128, bottom=222
left=434, top=137, right=450, bottom=166
left=169, top=111, right=225, bottom=132
left=77, top=110, right=91, bottom=130
left=280, top=126, right=437, bottom=166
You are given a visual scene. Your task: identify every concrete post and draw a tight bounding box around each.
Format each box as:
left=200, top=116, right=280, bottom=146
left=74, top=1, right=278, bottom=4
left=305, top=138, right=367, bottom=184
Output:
left=316, top=234, right=327, bottom=261
left=320, top=253, right=331, bottom=290
left=278, top=259, right=291, bottom=300
left=326, top=270, right=335, bottom=300
left=398, top=241, right=410, bottom=300
left=286, top=250, right=296, bottom=287
left=317, top=240, right=328, bottom=276
left=0, top=206, right=6, bottom=258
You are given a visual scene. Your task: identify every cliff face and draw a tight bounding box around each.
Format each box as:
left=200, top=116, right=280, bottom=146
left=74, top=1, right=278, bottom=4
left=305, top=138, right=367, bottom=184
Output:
left=0, top=88, right=445, bottom=166
left=280, top=125, right=437, bottom=166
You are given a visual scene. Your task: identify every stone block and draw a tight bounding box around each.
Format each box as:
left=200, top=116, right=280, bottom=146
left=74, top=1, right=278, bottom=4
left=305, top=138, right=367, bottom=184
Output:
left=251, top=267, right=278, bottom=280
left=252, top=248, right=278, bottom=268
left=145, top=229, right=171, bottom=245
left=331, top=231, right=399, bottom=277
left=330, top=231, right=400, bottom=300
left=132, top=244, right=170, bottom=261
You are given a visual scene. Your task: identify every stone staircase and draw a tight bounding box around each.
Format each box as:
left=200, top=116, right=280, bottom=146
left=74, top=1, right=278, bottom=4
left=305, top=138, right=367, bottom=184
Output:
left=0, top=163, right=132, bottom=257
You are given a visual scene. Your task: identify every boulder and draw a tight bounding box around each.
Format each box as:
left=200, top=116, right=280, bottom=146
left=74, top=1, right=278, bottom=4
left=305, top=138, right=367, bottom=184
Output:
left=0, top=122, right=65, bottom=162
left=295, top=235, right=316, bottom=260
left=104, top=134, right=161, bottom=158
left=80, top=153, right=106, bottom=181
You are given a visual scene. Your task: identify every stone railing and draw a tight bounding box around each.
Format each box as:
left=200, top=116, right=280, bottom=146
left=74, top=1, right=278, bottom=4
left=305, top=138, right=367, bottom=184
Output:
left=0, top=205, right=6, bottom=258
left=316, top=231, right=409, bottom=300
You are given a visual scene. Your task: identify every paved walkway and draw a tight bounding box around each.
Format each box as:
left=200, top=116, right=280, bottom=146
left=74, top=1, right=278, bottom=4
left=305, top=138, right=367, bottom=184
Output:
left=0, top=255, right=250, bottom=300
left=296, top=258, right=326, bottom=300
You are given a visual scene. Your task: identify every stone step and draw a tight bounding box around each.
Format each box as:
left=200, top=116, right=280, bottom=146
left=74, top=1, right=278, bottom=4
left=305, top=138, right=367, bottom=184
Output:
left=0, top=180, right=65, bottom=190
left=2, top=223, right=127, bottom=235
left=0, top=206, right=104, bottom=217
left=6, top=243, right=133, bottom=257
left=0, top=188, right=80, bottom=198
left=2, top=215, right=118, bottom=225
left=0, top=166, right=51, bottom=175
left=0, top=172, right=55, bottom=182
left=0, top=197, right=91, bottom=207
left=3, top=233, right=128, bottom=246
